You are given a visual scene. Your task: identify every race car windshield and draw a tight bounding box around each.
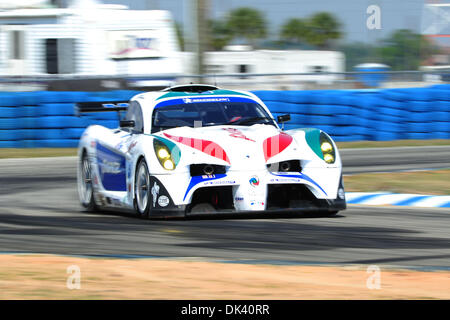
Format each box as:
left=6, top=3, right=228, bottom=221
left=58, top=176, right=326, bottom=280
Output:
left=151, top=100, right=276, bottom=133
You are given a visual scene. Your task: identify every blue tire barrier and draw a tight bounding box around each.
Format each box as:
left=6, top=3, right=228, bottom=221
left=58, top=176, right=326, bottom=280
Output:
left=313, top=125, right=368, bottom=136
left=432, top=90, right=450, bottom=101
left=0, top=140, right=22, bottom=148
left=407, top=112, right=435, bottom=123
left=17, top=106, right=39, bottom=117
left=84, top=112, right=120, bottom=121
left=372, top=113, right=405, bottom=124
left=373, top=98, right=405, bottom=110
left=373, top=132, right=400, bottom=141
left=282, top=91, right=315, bottom=104
left=399, top=88, right=433, bottom=101
left=436, top=132, right=450, bottom=139
left=0, top=107, right=18, bottom=118
left=264, top=101, right=310, bottom=114
left=95, top=120, right=119, bottom=129
left=406, top=132, right=436, bottom=140
left=15, top=91, right=43, bottom=106
left=34, top=139, right=80, bottom=148
left=369, top=120, right=404, bottom=133
left=408, top=101, right=432, bottom=112
left=272, top=113, right=308, bottom=125
left=21, top=139, right=79, bottom=148
left=0, top=93, right=20, bottom=107
left=332, top=135, right=367, bottom=142
left=310, top=91, right=340, bottom=105
left=36, top=103, right=75, bottom=116
left=0, top=129, right=24, bottom=141
left=407, top=122, right=439, bottom=133
left=439, top=101, right=450, bottom=112
left=380, top=89, right=409, bottom=102
left=0, top=87, right=449, bottom=148
left=63, top=128, right=86, bottom=139
left=20, top=128, right=86, bottom=140
left=0, top=118, right=19, bottom=129
left=38, top=91, right=90, bottom=103
left=432, top=112, right=450, bottom=122
left=308, top=105, right=351, bottom=115
left=283, top=124, right=303, bottom=131
left=434, top=122, right=450, bottom=132
left=250, top=91, right=281, bottom=102
left=20, top=116, right=90, bottom=129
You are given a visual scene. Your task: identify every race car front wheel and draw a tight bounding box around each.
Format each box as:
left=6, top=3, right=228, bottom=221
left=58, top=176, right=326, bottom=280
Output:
left=78, top=152, right=98, bottom=211
left=134, top=158, right=150, bottom=218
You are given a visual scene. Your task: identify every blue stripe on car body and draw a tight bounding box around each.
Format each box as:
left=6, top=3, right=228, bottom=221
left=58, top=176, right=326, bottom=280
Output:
left=96, top=143, right=127, bottom=191
left=183, top=174, right=227, bottom=201
left=270, top=172, right=328, bottom=196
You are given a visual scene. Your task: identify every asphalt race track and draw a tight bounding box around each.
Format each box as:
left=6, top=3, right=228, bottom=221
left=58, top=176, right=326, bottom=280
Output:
left=0, top=146, right=449, bottom=269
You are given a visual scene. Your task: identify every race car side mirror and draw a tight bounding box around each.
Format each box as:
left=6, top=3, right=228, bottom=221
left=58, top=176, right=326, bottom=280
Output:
left=120, top=120, right=135, bottom=128
left=277, top=114, right=291, bottom=123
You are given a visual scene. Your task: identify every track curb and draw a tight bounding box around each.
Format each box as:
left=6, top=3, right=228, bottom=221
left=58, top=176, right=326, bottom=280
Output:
left=346, top=192, right=450, bottom=208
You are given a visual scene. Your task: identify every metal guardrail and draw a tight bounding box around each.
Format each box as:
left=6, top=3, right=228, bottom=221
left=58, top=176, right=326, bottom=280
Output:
left=0, top=70, right=448, bottom=91
left=0, top=70, right=449, bottom=81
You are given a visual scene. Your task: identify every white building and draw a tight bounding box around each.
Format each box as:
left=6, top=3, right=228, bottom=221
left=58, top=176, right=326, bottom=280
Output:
left=181, top=47, right=345, bottom=89
left=0, top=0, right=181, bottom=87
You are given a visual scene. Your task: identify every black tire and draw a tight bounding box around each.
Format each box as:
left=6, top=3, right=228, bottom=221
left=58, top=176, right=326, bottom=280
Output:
left=78, top=151, right=98, bottom=212
left=134, top=158, right=151, bottom=218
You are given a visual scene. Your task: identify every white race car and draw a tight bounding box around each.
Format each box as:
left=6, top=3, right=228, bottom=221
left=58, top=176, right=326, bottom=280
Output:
left=77, top=84, right=346, bottom=218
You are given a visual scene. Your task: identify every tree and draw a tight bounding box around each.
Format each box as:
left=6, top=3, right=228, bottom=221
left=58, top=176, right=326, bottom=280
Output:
left=208, top=19, right=233, bottom=50
left=304, top=12, right=342, bottom=49
left=226, top=7, right=267, bottom=47
left=280, top=18, right=309, bottom=44
left=338, top=42, right=377, bottom=71
left=377, top=29, right=436, bottom=70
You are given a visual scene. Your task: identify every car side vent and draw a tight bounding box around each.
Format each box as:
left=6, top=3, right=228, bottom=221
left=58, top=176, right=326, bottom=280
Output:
left=190, top=164, right=226, bottom=176
left=267, top=160, right=302, bottom=173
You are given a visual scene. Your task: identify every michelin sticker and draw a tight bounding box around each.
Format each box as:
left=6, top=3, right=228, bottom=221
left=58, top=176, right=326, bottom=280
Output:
left=158, top=196, right=169, bottom=207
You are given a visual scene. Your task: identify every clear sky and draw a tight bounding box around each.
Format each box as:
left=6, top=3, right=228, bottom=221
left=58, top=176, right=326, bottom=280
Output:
left=70, top=0, right=429, bottom=43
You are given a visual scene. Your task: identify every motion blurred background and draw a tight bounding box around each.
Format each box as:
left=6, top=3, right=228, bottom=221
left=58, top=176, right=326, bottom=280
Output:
left=0, top=0, right=449, bottom=146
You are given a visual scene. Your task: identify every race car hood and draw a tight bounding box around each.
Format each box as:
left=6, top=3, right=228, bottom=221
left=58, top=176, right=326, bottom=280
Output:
left=155, top=124, right=312, bottom=171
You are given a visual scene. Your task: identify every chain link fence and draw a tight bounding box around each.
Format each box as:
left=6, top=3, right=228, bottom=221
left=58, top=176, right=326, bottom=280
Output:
left=0, top=70, right=449, bottom=92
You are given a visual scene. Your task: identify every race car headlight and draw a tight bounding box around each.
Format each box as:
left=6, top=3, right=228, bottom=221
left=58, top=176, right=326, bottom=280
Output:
left=320, top=132, right=336, bottom=164
left=154, top=139, right=177, bottom=171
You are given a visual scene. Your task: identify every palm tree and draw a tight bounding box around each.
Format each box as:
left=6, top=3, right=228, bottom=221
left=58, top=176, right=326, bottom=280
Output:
left=226, top=7, right=267, bottom=47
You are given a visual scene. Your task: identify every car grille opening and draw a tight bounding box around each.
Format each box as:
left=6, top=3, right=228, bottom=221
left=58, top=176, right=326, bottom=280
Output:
left=187, top=186, right=234, bottom=213
left=267, top=184, right=325, bottom=209
left=190, top=164, right=226, bottom=176
left=267, top=160, right=302, bottom=173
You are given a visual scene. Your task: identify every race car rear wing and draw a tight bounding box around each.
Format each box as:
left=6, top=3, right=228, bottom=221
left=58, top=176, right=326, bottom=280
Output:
left=75, top=101, right=129, bottom=116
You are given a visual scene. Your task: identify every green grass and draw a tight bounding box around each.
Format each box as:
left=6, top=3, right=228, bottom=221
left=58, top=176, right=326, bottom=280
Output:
left=0, top=148, right=78, bottom=159
left=344, top=169, right=450, bottom=195
left=336, top=139, right=450, bottom=149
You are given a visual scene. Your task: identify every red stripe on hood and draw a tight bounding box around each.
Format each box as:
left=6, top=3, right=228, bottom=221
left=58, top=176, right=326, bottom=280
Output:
left=263, top=132, right=293, bottom=162
left=163, top=133, right=230, bottom=164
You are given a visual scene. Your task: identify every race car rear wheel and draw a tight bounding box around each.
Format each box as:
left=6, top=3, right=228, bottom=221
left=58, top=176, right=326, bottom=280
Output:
left=134, top=158, right=150, bottom=218
left=78, top=151, right=98, bottom=211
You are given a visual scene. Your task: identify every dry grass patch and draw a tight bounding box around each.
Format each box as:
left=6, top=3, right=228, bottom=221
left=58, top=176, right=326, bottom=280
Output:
left=344, top=169, right=450, bottom=195
left=1, top=255, right=449, bottom=300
